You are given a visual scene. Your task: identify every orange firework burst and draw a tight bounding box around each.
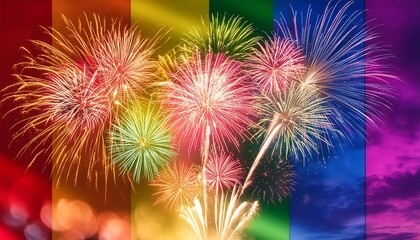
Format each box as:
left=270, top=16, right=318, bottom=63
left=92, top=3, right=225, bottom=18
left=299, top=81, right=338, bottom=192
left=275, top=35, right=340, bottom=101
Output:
left=248, top=35, right=305, bottom=93
left=8, top=66, right=111, bottom=185
left=150, top=163, right=200, bottom=212
left=162, top=52, right=255, bottom=152
left=206, top=151, right=243, bottom=192
left=3, top=14, right=159, bottom=186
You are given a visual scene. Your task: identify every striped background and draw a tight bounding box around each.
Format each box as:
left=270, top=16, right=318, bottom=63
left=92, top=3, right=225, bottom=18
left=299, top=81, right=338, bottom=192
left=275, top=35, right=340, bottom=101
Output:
left=1, top=0, right=419, bottom=239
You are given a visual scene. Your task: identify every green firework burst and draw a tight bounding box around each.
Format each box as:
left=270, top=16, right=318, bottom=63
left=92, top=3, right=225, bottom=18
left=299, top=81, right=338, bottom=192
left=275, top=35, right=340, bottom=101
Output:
left=109, top=103, right=175, bottom=182
left=180, top=13, right=261, bottom=60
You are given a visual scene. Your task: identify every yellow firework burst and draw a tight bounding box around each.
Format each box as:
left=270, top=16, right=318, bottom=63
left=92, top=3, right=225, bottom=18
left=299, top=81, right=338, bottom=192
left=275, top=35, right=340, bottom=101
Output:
left=150, top=163, right=200, bottom=212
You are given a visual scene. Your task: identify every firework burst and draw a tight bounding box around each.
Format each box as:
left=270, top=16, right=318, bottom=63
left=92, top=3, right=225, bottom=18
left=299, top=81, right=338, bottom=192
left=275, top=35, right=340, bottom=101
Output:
left=7, top=66, right=111, bottom=185
left=94, top=25, right=159, bottom=99
left=276, top=1, right=395, bottom=138
left=109, top=102, right=174, bottom=182
left=163, top=52, right=255, bottom=152
left=32, top=13, right=159, bottom=102
left=257, top=83, right=334, bottom=159
left=247, top=35, right=306, bottom=93
left=150, top=163, right=200, bottom=212
left=2, top=14, right=162, bottom=187
left=247, top=158, right=296, bottom=203
left=180, top=14, right=261, bottom=60
left=206, top=151, right=244, bottom=192
left=242, top=83, right=335, bottom=192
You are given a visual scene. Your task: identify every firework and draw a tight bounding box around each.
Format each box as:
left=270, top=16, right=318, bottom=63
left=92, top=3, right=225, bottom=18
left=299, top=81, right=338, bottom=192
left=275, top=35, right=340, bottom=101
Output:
left=180, top=14, right=261, bottom=60
left=29, top=13, right=159, bottom=103
left=242, top=83, right=334, bottom=193
left=257, top=83, right=334, bottom=159
left=247, top=158, right=295, bottom=203
left=214, top=186, right=259, bottom=240
left=180, top=186, right=258, bottom=240
left=150, top=163, right=200, bottom=212
left=163, top=52, right=255, bottom=152
left=94, top=25, right=159, bottom=99
left=2, top=14, right=163, bottom=187
left=109, top=102, right=174, bottom=182
left=163, top=52, right=255, bottom=225
left=276, top=1, right=395, bottom=138
left=247, top=35, right=305, bottom=93
left=179, top=198, right=206, bottom=240
left=7, top=66, right=111, bottom=185
left=206, top=151, right=243, bottom=192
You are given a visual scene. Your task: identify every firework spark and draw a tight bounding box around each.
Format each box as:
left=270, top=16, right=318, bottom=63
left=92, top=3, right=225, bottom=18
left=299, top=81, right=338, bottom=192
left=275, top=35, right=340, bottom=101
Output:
left=180, top=14, right=261, bottom=60
left=214, top=186, right=259, bottom=240
left=180, top=186, right=258, bottom=240
left=247, top=35, right=305, bottom=93
left=150, top=163, right=200, bottom=212
left=163, top=52, right=255, bottom=152
left=206, top=151, right=243, bottom=192
left=179, top=198, right=206, bottom=240
left=248, top=158, right=296, bottom=203
left=109, top=102, right=174, bottom=182
left=276, top=1, right=395, bottom=138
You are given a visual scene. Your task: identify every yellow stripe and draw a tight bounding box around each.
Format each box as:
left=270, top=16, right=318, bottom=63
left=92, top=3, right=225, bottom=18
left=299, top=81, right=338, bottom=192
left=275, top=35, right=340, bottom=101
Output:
left=130, top=0, right=208, bottom=239
left=131, top=0, right=209, bottom=53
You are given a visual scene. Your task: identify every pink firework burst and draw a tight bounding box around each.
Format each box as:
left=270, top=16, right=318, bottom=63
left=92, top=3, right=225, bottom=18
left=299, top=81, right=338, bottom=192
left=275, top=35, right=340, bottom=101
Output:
left=247, top=35, right=305, bottom=93
left=94, top=26, right=158, bottom=99
left=163, top=53, right=255, bottom=151
left=206, top=151, right=244, bottom=192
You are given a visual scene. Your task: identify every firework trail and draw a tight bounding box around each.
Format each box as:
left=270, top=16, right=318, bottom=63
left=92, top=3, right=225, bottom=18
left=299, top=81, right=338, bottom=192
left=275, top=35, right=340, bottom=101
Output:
left=206, top=151, right=244, bottom=193
left=276, top=1, right=395, bottom=139
left=180, top=14, right=261, bottom=60
left=109, top=102, right=175, bottom=183
left=247, top=35, right=305, bottom=93
left=163, top=52, right=255, bottom=226
left=180, top=186, right=258, bottom=240
left=150, top=163, right=200, bottom=212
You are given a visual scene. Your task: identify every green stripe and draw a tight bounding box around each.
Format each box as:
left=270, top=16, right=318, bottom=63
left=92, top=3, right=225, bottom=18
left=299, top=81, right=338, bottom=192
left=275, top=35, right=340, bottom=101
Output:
left=209, top=1, right=290, bottom=240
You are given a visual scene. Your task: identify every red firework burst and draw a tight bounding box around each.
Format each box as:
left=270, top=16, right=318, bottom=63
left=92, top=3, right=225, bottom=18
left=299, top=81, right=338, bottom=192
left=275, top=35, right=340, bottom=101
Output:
left=206, top=151, right=244, bottom=192
left=163, top=53, right=255, bottom=152
left=247, top=35, right=305, bottom=93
